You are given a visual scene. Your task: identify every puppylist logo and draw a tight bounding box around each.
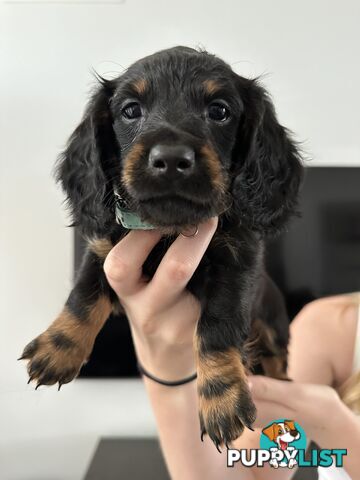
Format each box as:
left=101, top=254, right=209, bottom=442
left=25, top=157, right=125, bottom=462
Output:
left=227, top=418, right=347, bottom=469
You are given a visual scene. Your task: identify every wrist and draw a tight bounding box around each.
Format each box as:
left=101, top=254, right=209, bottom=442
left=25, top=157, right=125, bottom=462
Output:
left=305, top=388, right=346, bottom=446
left=131, top=326, right=196, bottom=381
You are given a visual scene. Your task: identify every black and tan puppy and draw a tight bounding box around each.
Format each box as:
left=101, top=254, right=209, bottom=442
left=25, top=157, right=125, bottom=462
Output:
left=20, top=46, right=303, bottom=450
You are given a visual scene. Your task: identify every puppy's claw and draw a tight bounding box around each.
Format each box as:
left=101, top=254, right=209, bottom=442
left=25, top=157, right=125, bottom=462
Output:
left=58, top=382, right=63, bottom=391
left=35, top=383, right=43, bottom=390
left=21, top=339, right=39, bottom=361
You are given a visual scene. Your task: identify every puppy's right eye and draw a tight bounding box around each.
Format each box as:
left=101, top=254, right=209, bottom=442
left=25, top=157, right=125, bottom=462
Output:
left=122, top=102, right=142, bottom=120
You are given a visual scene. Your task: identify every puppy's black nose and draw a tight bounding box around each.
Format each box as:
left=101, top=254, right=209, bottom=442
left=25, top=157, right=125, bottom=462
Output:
left=148, top=144, right=195, bottom=177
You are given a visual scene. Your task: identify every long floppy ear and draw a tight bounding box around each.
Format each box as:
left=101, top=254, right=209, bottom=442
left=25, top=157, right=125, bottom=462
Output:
left=284, top=420, right=296, bottom=431
left=262, top=423, right=277, bottom=441
left=55, top=78, right=118, bottom=237
left=231, top=78, right=304, bottom=236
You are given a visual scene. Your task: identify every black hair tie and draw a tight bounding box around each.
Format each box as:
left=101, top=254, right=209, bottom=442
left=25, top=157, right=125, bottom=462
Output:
left=137, top=361, right=197, bottom=387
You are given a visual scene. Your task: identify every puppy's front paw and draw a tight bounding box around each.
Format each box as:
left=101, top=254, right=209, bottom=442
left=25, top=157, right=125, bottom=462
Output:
left=197, top=348, right=256, bottom=451
left=20, top=296, right=112, bottom=389
left=19, top=326, right=88, bottom=389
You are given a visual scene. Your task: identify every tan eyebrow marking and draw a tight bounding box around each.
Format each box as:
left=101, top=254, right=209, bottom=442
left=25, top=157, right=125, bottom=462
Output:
left=203, top=79, right=221, bottom=95
left=132, top=78, right=147, bottom=95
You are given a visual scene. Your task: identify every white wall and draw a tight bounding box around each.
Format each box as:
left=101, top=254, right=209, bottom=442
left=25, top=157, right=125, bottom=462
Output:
left=1, top=1, right=359, bottom=479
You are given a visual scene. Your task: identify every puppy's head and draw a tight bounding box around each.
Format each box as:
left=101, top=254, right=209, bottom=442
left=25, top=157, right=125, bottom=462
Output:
left=57, top=46, right=303, bottom=236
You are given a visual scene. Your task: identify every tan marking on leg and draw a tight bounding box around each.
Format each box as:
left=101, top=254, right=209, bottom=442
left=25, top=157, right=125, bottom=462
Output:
left=88, top=238, right=113, bottom=260
left=261, top=355, right=288, bottom=380
left=249, top=318, right=289, bottom=379
left=197, top=348, right=247, bottom=385
left=48, top=295, right=112, bottom=358
left=194, top=338, right=256, bottom=445
left=23, top=296, right=113, bottom=386
left=53, top=295, right=111, bottom=329
left=122, top=143, right=145, bottom=188
left=199, top=353, right=245, bottom=423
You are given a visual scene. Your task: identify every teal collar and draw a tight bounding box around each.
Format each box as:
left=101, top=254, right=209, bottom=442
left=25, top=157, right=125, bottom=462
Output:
left=114, top=189, right=155, bottom=230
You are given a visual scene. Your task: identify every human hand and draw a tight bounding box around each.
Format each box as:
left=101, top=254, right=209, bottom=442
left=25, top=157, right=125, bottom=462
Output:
left=103, top=218, right=218, bottom=380
left=249, top=375, right=344, bottom=445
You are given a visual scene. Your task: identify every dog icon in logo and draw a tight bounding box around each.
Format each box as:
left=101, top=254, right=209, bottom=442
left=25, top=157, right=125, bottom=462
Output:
left=262, top=420, right=301, bottom=468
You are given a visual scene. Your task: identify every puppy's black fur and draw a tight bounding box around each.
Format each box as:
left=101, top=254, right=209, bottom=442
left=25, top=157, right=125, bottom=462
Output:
left=21, top=46, right=303, bottom=449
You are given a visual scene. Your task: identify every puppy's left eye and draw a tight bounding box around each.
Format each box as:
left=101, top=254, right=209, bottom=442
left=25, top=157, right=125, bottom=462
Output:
left=207, top=102, right=230, bottom=122
left=122, top=102, right=142, bottom=120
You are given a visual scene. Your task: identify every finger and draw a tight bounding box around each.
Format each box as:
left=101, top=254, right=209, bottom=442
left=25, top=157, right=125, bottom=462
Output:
left=146, top=217, right=218, bottom=303
left=249, top=375, right=300, bottom=406
left=104, top=229, right=162, bottom=297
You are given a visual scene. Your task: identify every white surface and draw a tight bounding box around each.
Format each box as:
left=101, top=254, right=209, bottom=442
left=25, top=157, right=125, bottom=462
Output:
left=318, top=465, right=352, bottom=480
left=1, top=1, right=359, bottom=479
left=0, top=378, right=156, bottom=480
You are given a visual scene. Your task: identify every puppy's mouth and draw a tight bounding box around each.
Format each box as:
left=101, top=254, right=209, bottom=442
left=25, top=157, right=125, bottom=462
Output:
left=136, top=194, right=216, bottom=229
left=114, top=187, right=220, bottom=232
